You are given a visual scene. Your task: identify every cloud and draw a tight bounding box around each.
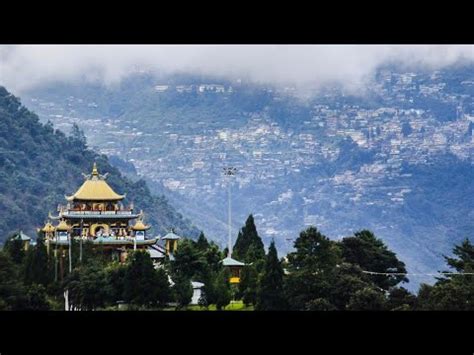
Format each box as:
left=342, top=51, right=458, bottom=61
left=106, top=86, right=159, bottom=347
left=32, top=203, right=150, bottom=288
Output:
left=1, top=45, right=473, bottom=95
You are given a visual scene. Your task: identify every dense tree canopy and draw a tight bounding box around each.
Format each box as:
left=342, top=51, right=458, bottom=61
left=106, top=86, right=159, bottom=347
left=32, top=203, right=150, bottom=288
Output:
left=341, top=230, right=408, bottom=290
left=285, top=227, right=341, bottom=310
left=0, top=182, right=471, bottom=312
left=0, top=251, right=27, bottom=310
left=23, top=235, right=53, bottom=286
left=214, top=268, right=232, bottom=310
left=416, top=238, right=474, bottom=310
left=123, top=251, right=171, bottom=308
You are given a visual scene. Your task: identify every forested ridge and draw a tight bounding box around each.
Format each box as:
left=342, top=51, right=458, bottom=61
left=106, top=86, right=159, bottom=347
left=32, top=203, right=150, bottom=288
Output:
left=0, top=86, right=199, bottom=243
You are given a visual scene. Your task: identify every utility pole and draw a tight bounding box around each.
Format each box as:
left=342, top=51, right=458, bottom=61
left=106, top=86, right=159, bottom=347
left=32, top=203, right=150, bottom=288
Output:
left=67, top=225, right=75, bottom=311
left=68, top=232, right=72, bottom=273
left=79, top=218, right=83, bottom=263
left=59, top=249, right=64, bottom=282
left=223, top=167, right=237, bottom=258
left=54, top=245, right=58, bottom=282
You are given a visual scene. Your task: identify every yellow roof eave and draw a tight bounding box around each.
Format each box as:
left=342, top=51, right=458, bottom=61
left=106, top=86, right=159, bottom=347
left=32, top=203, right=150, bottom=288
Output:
left=66, top=181, right=126, bottom=201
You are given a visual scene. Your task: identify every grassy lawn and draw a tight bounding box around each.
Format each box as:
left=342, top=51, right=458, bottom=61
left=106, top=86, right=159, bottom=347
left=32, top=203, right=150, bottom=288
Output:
left=103, top=300, right=255, bottom=311
left=187, top=300, right=254, bottom=311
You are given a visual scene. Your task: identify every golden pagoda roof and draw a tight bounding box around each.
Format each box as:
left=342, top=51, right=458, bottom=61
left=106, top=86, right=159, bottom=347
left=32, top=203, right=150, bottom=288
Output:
left=41, top=221, right=56, bottom=233
left=55, top=220, right=71, bottom=231
left=66, top=162, right=125, bottom=201
left=132, top=219, right=150, bottom=231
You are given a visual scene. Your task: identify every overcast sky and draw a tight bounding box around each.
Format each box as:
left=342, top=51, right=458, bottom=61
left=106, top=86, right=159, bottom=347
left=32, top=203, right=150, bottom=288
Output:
left=1, top=45, right=473, bottom=95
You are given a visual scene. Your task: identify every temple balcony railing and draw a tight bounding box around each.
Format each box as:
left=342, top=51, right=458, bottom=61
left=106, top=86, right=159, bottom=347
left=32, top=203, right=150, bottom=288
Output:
left=57, top=204, right=134, bottom=214
left=60, top=210, right=139, bottom=219
left=48, top=235, right=157, bottom=245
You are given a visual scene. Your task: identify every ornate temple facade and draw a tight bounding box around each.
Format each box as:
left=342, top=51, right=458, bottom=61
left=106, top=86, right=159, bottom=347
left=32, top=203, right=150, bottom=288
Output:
left=41, top=163, right=171, bottom=265
left=38, top=162, right=243, bottom=287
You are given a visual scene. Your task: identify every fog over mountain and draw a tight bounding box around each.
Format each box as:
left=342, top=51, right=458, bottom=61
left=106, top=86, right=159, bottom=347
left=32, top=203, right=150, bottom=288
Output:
left=1, top=45, right=473, bottom=94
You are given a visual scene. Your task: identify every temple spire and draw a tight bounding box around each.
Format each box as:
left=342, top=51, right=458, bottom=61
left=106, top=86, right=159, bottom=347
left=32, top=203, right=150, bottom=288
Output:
left=92, top=162, right=99, bottom=176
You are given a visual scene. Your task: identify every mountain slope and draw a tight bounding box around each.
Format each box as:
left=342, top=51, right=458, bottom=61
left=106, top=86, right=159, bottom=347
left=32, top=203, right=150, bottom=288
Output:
left=18, top=66, right=474, bottom=290
left=0, top=86, right=200, bottom=242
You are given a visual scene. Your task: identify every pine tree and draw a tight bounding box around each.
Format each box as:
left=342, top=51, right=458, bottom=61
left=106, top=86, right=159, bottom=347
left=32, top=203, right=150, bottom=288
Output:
left=70, top=123, right=87, bottom=149
left=104, top=262, right=127, bottom=305
left=3, top=235, right=25, bottom=265
left=417, top=238, right=474, bottom=310
left=77, top=264, right=108, bottom=310
left=443, top=238, right=474, bottom=274
left=0, top=251, right=27, bottom=310
left=341, top=230, right=407, bottom=290
left=238, top=264, right=258, bottom=306
left=25, top=284, right=50, bottom=311
left=123, top=251, right=167, bottom=308
left=196, top=232, right=210, bottom=252
left=387, top=287, right=416, bottom=311
left=204, top=242, right=224, bottom=274
left=285, top=226, right=341, bottom=310
left=256, top=240, right=287, bottom=310
left=174, top=276, right=193, bottom=309
left=305, top=298, right=337, bottom=311
left=63, top=261, right=108, bottom=311
left=201, top=270, right=218, bottom=307
left=328, top=263, right=372, bottom=310
left=171, top=239, right=207, bottom=281
left=347, top=287, right=387, bottom=311
left=232, top=214, right=265, bottom=263
left=415, top=283, right=434, bottom=310
left=214, top=269, right=232, bottom=310
left=23, top=236, right=52, bottom=286
left=155, top=268, right=172, bottom=307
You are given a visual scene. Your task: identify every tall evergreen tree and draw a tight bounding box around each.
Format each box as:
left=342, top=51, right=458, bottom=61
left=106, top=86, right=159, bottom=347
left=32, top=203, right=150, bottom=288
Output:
left=200, top=270, right=218, bottom=307
left=3, top=235, right=25, bottom=265
left=173, top=275, right=193, bottom=309
left=238, top=264, right=258, bottom=306
left=232, top=214, right=265, bottom=263
left=23, top=236, right=52, bottom=286
left=285, top=226, right=341, bottom=310
left=63, top=261, right=108, bottom=311
left=328, top=263, right=373, bottom=310
left=347, top=287, right=387, bottom=311
left=155, top=268, right=172, bottom=307
left=104, top=262, right=127, bottom=305
left=25, top=284, right=50, bottom=311
left=123, top=251, right=169, bottom=308
left=256, top=240, right=287, bottom=310
left=70, top=123, right=87, bottom=149
left=0, top=251, right=27, bottom=310
left=204, top=242, right=224, bottom=274
left=171, top=239, right=207, bottom=281
left=196, top=232, right=210, bottom=252
left=214, top=268, right=232, bottom=310
left=387, top=287, right=416, bottom=311
left=341, top=230, right=407, bottom=290
left=443, top=238, right=474, bottom=274
left=417, top=238, right=474, bottom=310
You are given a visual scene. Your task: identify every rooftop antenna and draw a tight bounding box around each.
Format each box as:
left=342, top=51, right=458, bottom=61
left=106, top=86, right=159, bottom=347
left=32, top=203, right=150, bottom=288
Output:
left=223, top=167, right=237, bottom=258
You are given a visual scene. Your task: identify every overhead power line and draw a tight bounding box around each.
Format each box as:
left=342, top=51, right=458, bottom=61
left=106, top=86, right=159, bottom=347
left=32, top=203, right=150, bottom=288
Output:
left=362, top=270, right=474, bottom=277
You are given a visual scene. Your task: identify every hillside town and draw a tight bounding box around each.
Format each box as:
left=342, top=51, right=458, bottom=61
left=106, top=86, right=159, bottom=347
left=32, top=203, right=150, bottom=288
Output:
left=20, top=67, right=473, bottom=291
